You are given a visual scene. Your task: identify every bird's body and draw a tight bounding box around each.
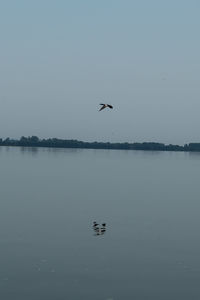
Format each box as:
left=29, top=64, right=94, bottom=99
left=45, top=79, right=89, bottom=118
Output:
left=93, top=222, right=99, bottom=227
left=99, top=104, right=113, bottom=111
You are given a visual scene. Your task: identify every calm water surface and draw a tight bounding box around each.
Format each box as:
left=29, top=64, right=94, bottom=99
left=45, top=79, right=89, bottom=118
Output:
left=1, top=146, right=200, bottom=299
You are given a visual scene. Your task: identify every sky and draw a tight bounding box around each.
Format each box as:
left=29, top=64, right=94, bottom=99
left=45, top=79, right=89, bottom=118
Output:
left=0, top=0, right=200, bottom=144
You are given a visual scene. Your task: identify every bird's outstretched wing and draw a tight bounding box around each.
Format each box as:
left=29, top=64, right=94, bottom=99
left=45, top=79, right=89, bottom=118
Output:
left=107, top=105, right=113, bottom=109
left=99, top=104, right=106, bottom=111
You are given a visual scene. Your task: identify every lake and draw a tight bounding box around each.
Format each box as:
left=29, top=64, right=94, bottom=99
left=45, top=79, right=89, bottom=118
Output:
left=1, top=146, right=200, bottom=299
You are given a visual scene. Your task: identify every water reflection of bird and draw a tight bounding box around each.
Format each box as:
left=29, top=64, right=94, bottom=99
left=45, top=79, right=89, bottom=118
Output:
left=99, top=104, right=113, bottom=111
left=92, top=221, right=107, bottom=236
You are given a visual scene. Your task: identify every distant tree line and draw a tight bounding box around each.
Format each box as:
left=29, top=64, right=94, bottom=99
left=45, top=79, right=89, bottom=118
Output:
left=0, top=136, right=200, bottom=152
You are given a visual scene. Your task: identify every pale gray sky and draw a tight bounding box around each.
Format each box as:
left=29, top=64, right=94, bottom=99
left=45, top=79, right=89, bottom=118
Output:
left=0, top=0, right=200, bottom=144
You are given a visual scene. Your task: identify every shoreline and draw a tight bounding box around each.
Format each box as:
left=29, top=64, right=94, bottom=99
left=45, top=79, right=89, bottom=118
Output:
left=1, top=136, right=200, bottom=152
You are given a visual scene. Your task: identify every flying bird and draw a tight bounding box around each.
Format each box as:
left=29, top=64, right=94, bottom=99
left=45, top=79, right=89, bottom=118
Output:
left=99, top=104, right=113, bottom=111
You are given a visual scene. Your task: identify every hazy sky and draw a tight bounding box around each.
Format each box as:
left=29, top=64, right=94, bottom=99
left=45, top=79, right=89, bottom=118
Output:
left=0, top=0, right=200, bottom=144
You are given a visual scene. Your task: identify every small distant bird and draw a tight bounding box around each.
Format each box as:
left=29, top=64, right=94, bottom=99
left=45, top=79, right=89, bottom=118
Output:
left=92, top=221, right=107, bottom=236
left=99, top=104, right=113, bottom=111
left=93, top=222, right=99, bottom=227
